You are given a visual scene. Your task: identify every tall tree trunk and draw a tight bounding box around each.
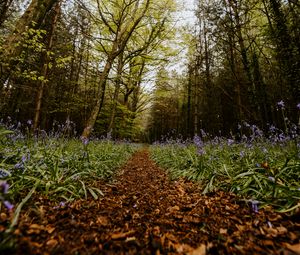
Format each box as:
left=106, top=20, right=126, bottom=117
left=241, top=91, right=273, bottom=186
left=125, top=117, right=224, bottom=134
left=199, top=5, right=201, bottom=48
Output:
left=187, top=66, right=192, bottom=137
left=33, top=1, right=60, bottom=130
left=228, top=0, right=258, bottom=119
left=81, top=56, right=115, bottom=138
left=268, top=0, right=299, bottom=113
left=129, top=59, right=145, bottom=113
left=108, top=52, right=124, bottom=133
left=194, top=56, right=200, bottom=135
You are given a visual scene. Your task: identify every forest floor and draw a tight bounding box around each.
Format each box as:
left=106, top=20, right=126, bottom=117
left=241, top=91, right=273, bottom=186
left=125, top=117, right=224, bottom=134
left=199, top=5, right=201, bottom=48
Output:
left=1, top=149, right=300, bottom=254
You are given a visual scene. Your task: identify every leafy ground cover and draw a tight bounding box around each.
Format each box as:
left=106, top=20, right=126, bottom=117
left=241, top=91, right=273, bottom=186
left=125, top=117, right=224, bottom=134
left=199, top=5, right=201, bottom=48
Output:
left=0, top=123, right=300, bottom=254
left=0, top=150, right=299, bottom=254
left=0, top=126, right=137, bottom=249
left=150, top=125, right=300, bottom=213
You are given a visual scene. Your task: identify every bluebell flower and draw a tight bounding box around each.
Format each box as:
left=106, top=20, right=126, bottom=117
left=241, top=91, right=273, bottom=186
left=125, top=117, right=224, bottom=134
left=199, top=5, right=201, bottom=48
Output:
left=227, top=139, right=234, bottom=146
left=53, top=201, right=67, bottom=209
left=0, top=181, right=9, bottom=194
left=251, top=200, right=259, bottom=213
left=200, top=129, right=207, bottom=138
left=4, top=200, right=14, bottom=210
left=80, top=136, right=89, bottom=146
left=277, top=100, right=285, bottom=109
left=269, top=125, right=276, bottom=133
left=297, top=103, right=300, bottom=110
left=268, top=176, right=275, bottom=182
left=0, top=169, right=9, bottom=178
left=14, top=162, right=24, bottom=169
left=278, top=133, right=286, bottom=141
left=59, top=201, right=66, bottom=207
left=193, top=135, right=203, bottom=148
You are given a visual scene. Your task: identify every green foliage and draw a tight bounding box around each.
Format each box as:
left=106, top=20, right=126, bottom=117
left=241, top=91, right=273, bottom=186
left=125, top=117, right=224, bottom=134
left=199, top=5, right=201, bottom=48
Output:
left=150, top=140, right=300, bottom=212
left=1, top=138, right=137, bottom=204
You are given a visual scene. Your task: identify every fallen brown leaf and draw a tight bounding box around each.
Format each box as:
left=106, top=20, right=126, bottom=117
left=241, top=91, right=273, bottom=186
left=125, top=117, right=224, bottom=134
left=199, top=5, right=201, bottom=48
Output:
left=286, top=243, right=300, bottom=255
left=111, top=230, right=135, bottom=240
left=46, top=239, right=58, bottom=247
left=220, top=228, right=227, bottom=234
left=187, top=244, right=206, bottom=255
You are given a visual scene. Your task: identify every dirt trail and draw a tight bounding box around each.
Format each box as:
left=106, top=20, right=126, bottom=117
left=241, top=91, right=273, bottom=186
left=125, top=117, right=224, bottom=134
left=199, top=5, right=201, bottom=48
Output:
left=5, top=149, right=300, bottom=254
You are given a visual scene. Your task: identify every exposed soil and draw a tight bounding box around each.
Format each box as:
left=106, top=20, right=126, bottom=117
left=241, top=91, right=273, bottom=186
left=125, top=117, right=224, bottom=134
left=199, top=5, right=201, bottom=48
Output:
left=1, top=149, right=300, bottom=254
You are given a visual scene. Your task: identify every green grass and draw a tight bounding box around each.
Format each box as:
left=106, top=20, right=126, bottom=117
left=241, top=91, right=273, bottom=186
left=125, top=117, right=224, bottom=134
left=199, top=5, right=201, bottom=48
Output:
left=150, top=139, right=300, bottom=213
left=1, top=136, right=137, bottom=204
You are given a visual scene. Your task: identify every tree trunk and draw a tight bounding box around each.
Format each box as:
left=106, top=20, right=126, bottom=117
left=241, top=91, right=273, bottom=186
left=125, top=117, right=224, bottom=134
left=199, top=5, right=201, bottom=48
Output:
left=108, top=53, right=124, bottom=133
left=33, top=1, right=60, bottom=130
left=81, top=56, right=114, bottom=138
left=81, top=0, right=150, bottom=138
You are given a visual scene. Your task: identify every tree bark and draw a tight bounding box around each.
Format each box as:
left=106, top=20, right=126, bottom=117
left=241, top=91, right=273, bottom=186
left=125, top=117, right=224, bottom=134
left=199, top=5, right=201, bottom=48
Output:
left=33, top=1, right=61, bottom=130
left=108, top=52, right=124, bottom=133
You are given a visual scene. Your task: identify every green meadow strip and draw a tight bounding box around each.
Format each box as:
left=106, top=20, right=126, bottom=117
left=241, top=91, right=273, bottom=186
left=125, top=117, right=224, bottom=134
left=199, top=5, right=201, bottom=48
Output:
left=151, top=140, right=300, bottom=213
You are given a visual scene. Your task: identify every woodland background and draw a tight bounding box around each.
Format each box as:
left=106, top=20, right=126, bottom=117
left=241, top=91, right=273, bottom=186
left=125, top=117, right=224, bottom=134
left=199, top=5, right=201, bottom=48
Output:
left=0, top=0, right=299, bottom=141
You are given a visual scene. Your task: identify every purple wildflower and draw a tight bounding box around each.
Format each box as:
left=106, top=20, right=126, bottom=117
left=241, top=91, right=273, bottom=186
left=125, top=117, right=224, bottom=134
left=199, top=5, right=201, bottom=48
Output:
left=53, top=201, right=67, bottom=209
left=27, top=119, right=32, bottom=125
left=239, top=151, right=245, bottom=158
left=268, top=176, right=275, bottom=182
left=14, top=162, right=24, bottom=169
left=277, top=100, right=285, bottom=109
left=80, top=136, right=89, bottom=146
left=193, top=135, right=203, bottom=148
left=269, top=125, right=276, bottom=133
left=227, top=139, right=234, bottom=146
left=0, top=181, right=9, bottom=194
left=200, top=129, right=207, bottom=138
left=297, top=103, right=300, bottom=110
left=278, top=133, right=286, bottom=141
left=59, top=201, right=66, bottom=207
left=21, top=154, right=28, bottom=162
left=0, top=169, right=9, bottom=178
left=251, top=200, right=259, bottom=213
left=4, top=201, right=14, bottom=210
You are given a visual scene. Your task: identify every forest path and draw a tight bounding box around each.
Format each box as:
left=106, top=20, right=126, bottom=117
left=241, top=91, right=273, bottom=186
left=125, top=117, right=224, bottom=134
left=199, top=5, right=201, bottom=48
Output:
left=12, top=149, right=300, bottom=254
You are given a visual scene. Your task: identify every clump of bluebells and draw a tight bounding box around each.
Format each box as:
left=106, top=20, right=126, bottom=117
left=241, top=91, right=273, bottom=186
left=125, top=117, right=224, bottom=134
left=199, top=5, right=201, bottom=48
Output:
left=0, top=119, right=137, bottom=215
left=151, top=101, right=300, bottom=213
left=0, top=181, right=13, bottom=211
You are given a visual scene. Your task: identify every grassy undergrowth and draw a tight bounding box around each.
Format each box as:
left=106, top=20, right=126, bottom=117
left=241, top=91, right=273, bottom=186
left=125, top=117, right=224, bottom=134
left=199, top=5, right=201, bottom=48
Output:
left=0, top=127, right=137, bottom=208
left=151, top=133, right=300, bottom=213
